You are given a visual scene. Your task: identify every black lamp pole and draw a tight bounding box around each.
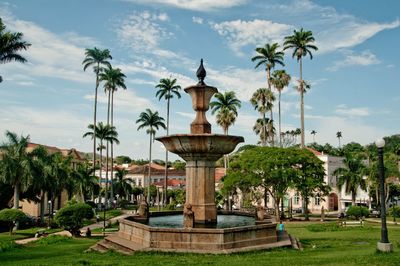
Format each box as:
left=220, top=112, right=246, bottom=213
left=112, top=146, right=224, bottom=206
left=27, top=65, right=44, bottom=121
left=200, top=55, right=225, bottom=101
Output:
left=377, top=145, right=389, bottom=243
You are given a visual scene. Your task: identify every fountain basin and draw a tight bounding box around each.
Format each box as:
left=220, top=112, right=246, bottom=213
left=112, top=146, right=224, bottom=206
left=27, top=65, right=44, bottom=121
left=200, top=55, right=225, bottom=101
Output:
left=156, top=134, right=244, bottom=161
left=117, top=213, right=279, bottom=253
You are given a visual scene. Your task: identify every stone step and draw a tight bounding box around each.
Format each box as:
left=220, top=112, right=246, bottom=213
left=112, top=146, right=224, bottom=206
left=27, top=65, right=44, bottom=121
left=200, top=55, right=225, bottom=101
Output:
left=104, top=235, right=144, bottom=254
left=88, top=241, right=108, bottom=253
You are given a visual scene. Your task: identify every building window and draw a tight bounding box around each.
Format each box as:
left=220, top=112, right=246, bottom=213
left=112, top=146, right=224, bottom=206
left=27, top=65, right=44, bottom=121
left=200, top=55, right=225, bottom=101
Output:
left=138, top=180, right=142, bottom=187
left=294, top=193, right=300, bottom=205
left=314, top=195, right=321, bottom=206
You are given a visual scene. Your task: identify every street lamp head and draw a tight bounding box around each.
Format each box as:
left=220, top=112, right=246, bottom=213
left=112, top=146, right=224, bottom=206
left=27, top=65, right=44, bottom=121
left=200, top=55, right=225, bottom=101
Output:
left=375, top=138, right=385, bottom=148
left=48, top=200, right=52, bottom=204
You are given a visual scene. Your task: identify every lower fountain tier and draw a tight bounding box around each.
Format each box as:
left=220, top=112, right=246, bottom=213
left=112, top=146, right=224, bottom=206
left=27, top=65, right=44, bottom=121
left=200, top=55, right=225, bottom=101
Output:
left=156, top=134, right=244, bottom=224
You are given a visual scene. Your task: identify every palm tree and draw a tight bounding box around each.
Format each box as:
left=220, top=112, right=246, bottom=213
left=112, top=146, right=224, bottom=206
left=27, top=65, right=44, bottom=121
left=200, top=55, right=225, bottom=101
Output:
left=82, top=48, right=112, bottom=172
left=155, top=77, right=181, bottom=205
left=250, top=88, right=275, bottom=146
left=253, top=118, right=273, bottom=146
left=0, top=18, right=31, bottom=83
left=210, top=91, right=241, bottom=169
left=0, top=131, right=32, bottom=209
left=333, top=154, right=366, bottom=206
left=311, top=130, right=317, bottom=143
left=136, top=109, right=166, bottom=203
left=99, top=65, right=126, bottom=202
left=270, top=70, right=291, bottom=147
left=251, top=43, right=284, bottom=146
left=336, top=131, right=342, bottom=148
left=284, top=28, right=318, bottom=148
left=83, top=122, right=119, bottom=203
left=72, top=163, right=97, bottom=202
left=113, top=168, right=134, bottom=200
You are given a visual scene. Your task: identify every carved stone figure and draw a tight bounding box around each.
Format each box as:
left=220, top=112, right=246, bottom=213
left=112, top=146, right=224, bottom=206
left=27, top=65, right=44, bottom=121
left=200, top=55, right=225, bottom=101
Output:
left=138, top=199, right=149, bottom=218
left=183, top=203, right=194, bottom=228
left=321, top=206, right=325, bottom=221
left=256, top=204, right=266, bottom=221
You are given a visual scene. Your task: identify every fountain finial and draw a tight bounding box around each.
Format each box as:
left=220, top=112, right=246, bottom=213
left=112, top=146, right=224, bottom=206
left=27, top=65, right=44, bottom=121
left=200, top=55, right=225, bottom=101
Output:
left=196, top=59, right=206, bottom=85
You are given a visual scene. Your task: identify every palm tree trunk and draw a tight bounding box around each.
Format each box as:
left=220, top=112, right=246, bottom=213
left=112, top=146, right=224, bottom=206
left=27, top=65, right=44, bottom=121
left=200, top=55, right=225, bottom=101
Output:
left=262, top=112, right=266, bottom=147
left=100, top=140, right=104, bottom=204
left=148, top=133, right=153, bottom=203
left=164, top=97, right=170, bottom=206
left=352, top=191, right=356, bottom=206
left=13, top=182, right=20, bottom=209
left=267, top=68, right=275, bottom=147
left=300, top=58, right=305, bottom=149
left=278, top=91, right=282, bottom=147
left=110, top=90, right=114, bottom=202
left=106, top=90, right=111, bottom=205
left=223, top=127, right=228, bottom=170
left=40, top=191, right=45, bottom=223
left=93, top=65, right=99, bottom=175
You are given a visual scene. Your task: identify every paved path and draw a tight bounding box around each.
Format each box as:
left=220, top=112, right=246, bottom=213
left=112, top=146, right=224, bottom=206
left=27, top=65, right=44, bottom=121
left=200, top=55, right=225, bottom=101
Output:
left=14, top=212, right=131, bottom=245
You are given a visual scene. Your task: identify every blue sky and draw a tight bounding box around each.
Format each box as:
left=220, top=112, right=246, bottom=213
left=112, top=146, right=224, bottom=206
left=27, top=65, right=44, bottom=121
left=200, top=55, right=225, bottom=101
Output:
left=0, top=0, right=399, bottom=160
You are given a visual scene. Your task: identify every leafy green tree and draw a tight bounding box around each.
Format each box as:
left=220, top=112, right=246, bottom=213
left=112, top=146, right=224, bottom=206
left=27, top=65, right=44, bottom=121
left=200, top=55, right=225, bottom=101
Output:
left=0, top=208, right=26, bottom=235
left=115, top=156, right=132, bottom=164
left=155, top=77, right=181, bottom=205
left=82, top=47, right=112, bottom=171
left=136, top=109, right=166, bottom=203
left=310, top=130, right=317, bottom=143
left=291, top=148, right=329, bottom=220
left=54, top=202, right=94, bottom=236
left=0, top=18, right=31, bottom=83
left=0, top=131, right=32, bottom=209
left=270, top=70, right=291, bottom=147
left=172, top=160, right=186, bottom=170
left=99, top=65, right=126, bottom=201
left=71, top=163, right=97, bottom=202
left=284, top=28, right=318, bottom=148
left=333, top=153, right=366, bottom=206
left=226, top=147, right=306, bottom=222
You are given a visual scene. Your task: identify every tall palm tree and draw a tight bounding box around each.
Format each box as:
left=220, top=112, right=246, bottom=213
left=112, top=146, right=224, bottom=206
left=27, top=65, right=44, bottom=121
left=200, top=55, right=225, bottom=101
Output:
left=82, top=48, right=112, bottom=172
left=0, top=131, right=32, bottom=209
left=99, top=65, right=126, bottom=202
left=210, top=91, right=241, bottom=169
left=333, top=153, right=366, bottom=206
left=155, top=77, right=181, bottom=205
left=251, top=43, right=284, bottom=146
left=311, top=130, right=317, bottom=143
left=284, top=28, right=318, bottom=149
left=136, top=109, right=166, bottom=203
left=250, top=88, right=275, bottom=146
left=253, top=118, right=273, bottom=146
left=83, top=122, right=119, bottom=203
left=72, top=163, right=97, bottom=202
left=0, top=18, right=31, bottom=83
left=270, top=70, right=291, bottom=147
left=336, top=131, right=343, bottom=148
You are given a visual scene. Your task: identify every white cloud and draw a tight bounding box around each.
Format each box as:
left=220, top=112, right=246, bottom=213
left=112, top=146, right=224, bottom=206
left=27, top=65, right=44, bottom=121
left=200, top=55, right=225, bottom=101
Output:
left=116, top=11, right=173, bottom=54
left=0, top=10, right=95, bottom=84
left=335, top=104, right=370, bottom=117
left=84, top=88, right=154, bottom=112
left=192, top=16, right=204, bottom=24
left=327, top=50, right=381, bottom=71
left=210, top=19, right=292, bottom=55
left=123, top=0, right=247, bottom=11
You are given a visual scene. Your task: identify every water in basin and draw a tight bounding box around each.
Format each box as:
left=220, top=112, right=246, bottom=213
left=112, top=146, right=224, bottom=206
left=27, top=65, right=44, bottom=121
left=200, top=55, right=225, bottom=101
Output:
left=148, top=214, right=255, bottom=229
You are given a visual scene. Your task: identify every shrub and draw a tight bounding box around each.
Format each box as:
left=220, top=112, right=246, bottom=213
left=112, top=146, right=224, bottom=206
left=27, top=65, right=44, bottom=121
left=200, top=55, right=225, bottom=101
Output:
left=389, top=206, right=400, bottom=219
left=0, top=209, right=27, bottom=235
left=166, top=203, right=175, bottom=210
left=346, top=206, right=369, bottom=219
left=54, top=203, right=94, bottom=236
left=118, top=199, right=130, bottom=209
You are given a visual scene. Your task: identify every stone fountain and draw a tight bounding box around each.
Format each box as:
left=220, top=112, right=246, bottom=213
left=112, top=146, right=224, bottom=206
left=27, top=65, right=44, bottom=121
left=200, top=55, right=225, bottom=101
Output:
left=92, top=60, right=292, bottom=254
left=156, top=59, right=244, bottom=226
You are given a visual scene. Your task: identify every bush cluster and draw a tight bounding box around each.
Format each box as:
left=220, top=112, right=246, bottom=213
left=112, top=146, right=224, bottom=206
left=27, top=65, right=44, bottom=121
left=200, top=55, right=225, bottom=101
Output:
left=346, top=206, right=369, bottom=219
left=54, top=203, right=94, bottom=236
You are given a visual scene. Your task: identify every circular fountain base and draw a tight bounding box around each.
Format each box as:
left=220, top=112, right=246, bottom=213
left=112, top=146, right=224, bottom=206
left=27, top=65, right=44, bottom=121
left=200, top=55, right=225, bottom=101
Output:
left=109, top=212, right=291, bottom=254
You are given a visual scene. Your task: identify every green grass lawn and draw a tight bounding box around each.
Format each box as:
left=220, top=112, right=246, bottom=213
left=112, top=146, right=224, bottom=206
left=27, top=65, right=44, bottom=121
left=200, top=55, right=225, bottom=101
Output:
left=0, top=222, right=399, bottom=265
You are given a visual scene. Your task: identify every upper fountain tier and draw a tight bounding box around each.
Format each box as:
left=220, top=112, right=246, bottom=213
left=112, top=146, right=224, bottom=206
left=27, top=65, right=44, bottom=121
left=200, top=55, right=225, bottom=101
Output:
left=156, top=59, right=244, bottom=161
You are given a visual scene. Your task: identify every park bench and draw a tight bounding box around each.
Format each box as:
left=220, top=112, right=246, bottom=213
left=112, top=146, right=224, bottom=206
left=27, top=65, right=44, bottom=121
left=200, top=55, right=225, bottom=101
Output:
left=338, top=220, right=364, bottom=227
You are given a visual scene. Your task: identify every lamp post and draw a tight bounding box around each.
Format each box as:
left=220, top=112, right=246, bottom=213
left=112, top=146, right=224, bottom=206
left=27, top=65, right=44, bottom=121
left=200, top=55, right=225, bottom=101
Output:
left=375, top=138, right=393, bottom=252
left=48, top=200, right=52, bottom=227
